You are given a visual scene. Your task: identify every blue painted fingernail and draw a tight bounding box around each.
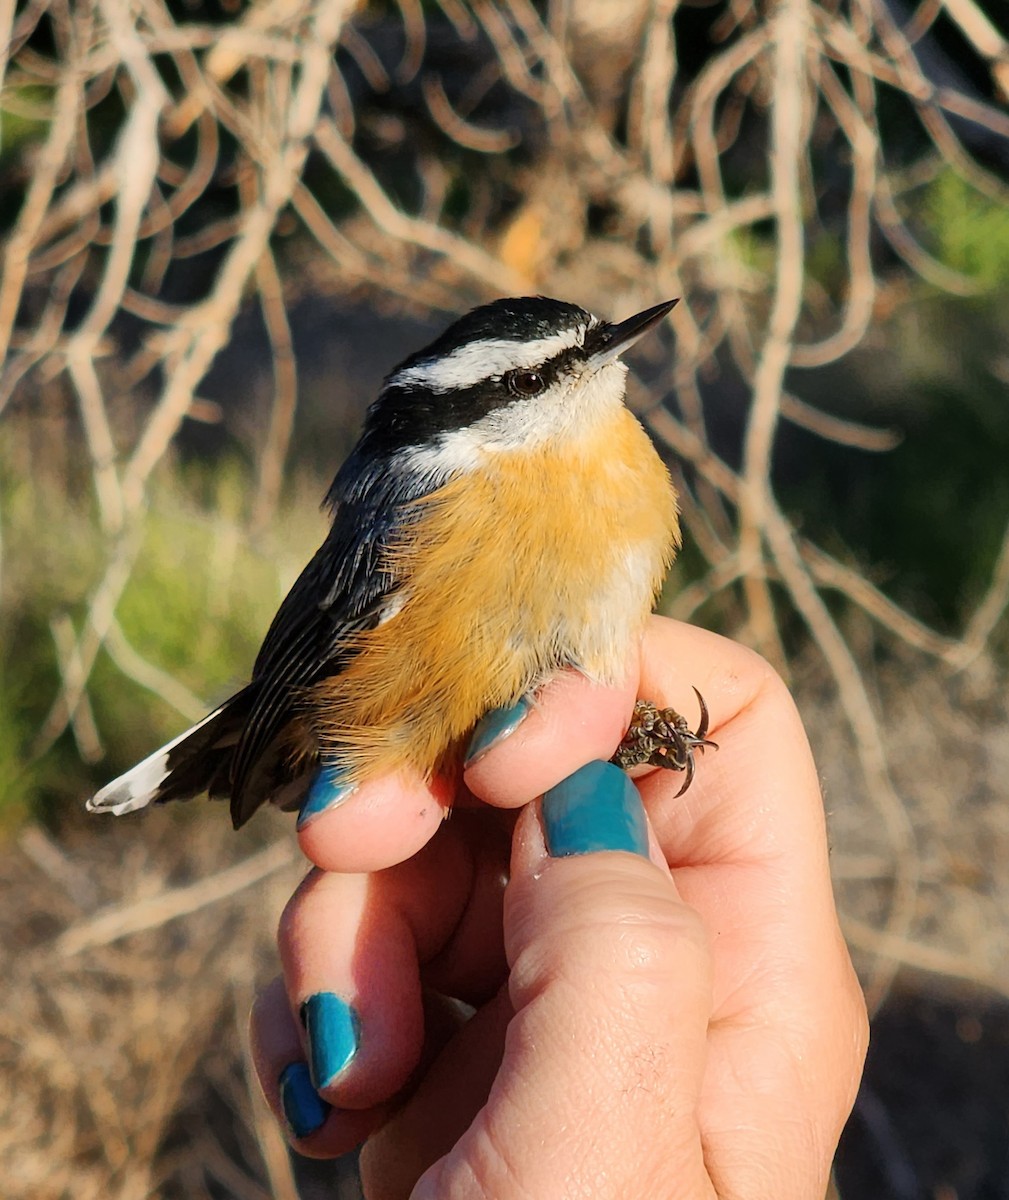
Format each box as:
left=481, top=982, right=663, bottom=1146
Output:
left=465, top=697, right=531, bottom=765
left=297, top=762, right=356, bottom=830
left=279, top=1061, right=330, bottom=1139
left=301, top=993, right=360, bottom=1090
left=542, top=760, right=649, bottom=859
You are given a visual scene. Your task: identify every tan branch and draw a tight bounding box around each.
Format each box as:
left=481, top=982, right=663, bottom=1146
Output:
left=737, top=0, right=809, bottom=666
left=49, top=614, right=103, bottom=763
left=790, top=59, right=879, bottom=369
left=779, top=391, right=902, bottom=452
left=843, top=914, right=1007, bottom=997
left=103, top=617, right=208, bottom=722
left=421, top=72, right=518, bottom=152
left=249, top=243, right=298, bottom=536
left=941, top=0, right=1009, bottom=98
left=54, top=840, right=299, bottom=958
left=313, top=116, right=526, bottom=294
left=951, top=514, right=1009, bottom=670
left=765, top=505, right=919, bottom=1011
left=0, top=66, right=81, bottom=366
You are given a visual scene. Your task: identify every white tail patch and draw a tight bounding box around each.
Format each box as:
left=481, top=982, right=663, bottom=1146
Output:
left=87, top=706, right=224, bottom=815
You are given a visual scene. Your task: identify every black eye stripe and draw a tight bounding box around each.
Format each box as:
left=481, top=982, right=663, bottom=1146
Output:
left=364, top=341, right=589, bottom=454
left=501, top=345, right=584, bottom=399
left=506, top=368, right=546, bottom=397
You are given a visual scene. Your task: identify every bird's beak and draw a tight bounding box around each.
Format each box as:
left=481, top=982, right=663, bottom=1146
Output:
left=586, top=298, right=679, bottom=370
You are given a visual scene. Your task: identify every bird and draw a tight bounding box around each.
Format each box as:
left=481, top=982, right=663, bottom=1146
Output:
left=89, top=295, right=711, bottom=831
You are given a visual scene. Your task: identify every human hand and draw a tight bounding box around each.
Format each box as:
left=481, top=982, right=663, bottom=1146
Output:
left=250, top=617, right=868, bottom=1199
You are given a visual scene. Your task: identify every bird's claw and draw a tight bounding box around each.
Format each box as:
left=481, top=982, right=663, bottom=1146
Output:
left=610, top=688, right=718, bottom=797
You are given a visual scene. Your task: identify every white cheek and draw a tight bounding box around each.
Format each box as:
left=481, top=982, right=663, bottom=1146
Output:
left=401, top=430, right=485, bottom=479
left=472, top=361, right=629, bottom=449
left=399, top=361, right=629, bottom=479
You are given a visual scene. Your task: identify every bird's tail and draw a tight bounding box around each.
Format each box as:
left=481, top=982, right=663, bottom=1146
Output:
left=87, top=688, right=254, bottom=817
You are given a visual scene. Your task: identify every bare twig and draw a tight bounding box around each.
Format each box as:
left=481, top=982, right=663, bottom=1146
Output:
left=49, top=614, right=103, bottom=763
left=313, top=116, right=526, bottom=294
left=942, top=0, right=1009, bottom=97
left=103, top=617, right=208, bottom=721
left=736, top=0, right=808, bottom=667
left=0, top=66, right=81, bottom=367
left=54, top=839, right=299, bottom=957
left=951, top=514, right=1009, bottom=671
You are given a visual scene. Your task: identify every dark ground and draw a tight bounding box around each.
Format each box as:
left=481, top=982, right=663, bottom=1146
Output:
left=836, top=978, right=1009, bottom=1200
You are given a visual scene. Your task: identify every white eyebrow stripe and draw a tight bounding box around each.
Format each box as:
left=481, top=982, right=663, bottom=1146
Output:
left=388, top=327, right=591, bottom=393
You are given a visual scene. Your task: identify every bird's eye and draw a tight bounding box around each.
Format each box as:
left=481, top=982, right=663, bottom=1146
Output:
left=506, top=369, right=546, bottom=397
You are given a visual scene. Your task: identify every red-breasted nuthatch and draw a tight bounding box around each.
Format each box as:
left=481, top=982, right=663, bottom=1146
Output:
left=89, top=296, right=711, bottom=829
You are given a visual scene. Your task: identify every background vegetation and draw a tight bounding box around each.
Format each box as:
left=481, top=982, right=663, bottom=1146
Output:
left=1, top=0, right=1008, bottom=1196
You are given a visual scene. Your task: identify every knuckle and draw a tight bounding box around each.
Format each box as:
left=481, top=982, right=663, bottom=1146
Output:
left=534, top=866, right=709, bottom=995
left=276, top=865, right=323, bottom=945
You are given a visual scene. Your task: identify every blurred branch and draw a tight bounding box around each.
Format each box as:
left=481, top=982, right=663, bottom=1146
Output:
left=942, top=0, right=1009, bottom=98
left=0, top=65, right=81, bottom=368
left=844, top=913, right=1009, bottom=998
left=0, top=0, right=14, bottom=104
left=312, top=116, right=526, bottom=293
left=48, top=614, right=103, bottom=764
left=103, top=617, right=208, bottom=722
left=779, top=392, right=902, bottom=451
left=18, top=824, right=100, bottom=910
left=737, top=0, right=808, bottom=669
left=54, top=838, right=298, bottom=958
left=791, top=58, right=878, bottom=369
left=950, top=513, right=1009, bottom=671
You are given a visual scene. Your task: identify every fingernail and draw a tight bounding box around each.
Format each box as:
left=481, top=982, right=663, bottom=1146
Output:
left=278, top=1061, right=330, bottom=1139
left=297, top=762, right=356, bottom=830
left=542, top=760, right=649, bottom=859
left=301, top=993, right=360, bottom=1089
left=465, top=697, right=531, bottom=765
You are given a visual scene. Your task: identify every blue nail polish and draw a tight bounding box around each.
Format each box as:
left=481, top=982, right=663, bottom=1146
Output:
left=279, top=1061, right=330, bottom=1139
left=543, top=761, right=649, bottom=859
left=297, top=762, right=355, bottom=830
left=465, top=697, right=531, bottom=765
left=302, top=993, right=360, bottom=1089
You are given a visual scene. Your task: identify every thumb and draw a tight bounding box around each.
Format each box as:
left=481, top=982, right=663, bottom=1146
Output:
left=415, top=762, right=714, bottom=1200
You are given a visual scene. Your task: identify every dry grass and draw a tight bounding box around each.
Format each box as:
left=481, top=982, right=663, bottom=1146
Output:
left=0, top=809, right=303, bottom=1200
left=814, top=650, right=1009, bottom=995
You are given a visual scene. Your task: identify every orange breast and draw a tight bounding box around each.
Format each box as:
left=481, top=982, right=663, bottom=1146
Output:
left=309, top=406, right=679, bottom=781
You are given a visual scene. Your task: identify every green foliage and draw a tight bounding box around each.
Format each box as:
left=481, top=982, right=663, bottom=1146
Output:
left=778, top=292, right=1009, bottom=630
left=0, top=84, right=51, bottom=153
left=725, top=224, right=775, bottom=276
left=0, top=457, right=326, bottom=829
left=922, top=170, right=1009, bottom=290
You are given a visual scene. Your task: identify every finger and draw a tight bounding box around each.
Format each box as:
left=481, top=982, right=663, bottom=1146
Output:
left=296, top=769, right=453, bottom=874
left=358, top=988, right=514, bottom=1200
left=632, top=619, right=845, bottom=1002
left=413, top=763, right=714, bottom=1199
left=630, top=618, right=867, bottom=1197
left=249, top=977, right=381, bottom=1157
left=298, top=648, right=638, bottom=871
left=463, top=652, right=640, bottom=808
left=634, top=616, right=822, bottom=866
left=278, top=814, right=510, bottom=1115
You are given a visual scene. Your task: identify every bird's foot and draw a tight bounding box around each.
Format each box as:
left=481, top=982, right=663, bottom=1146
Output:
left=610, top=688, right=718, bottom=797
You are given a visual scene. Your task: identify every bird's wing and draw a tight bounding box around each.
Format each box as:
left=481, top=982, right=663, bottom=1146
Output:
left=229, top=458, right=430, bottom=815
